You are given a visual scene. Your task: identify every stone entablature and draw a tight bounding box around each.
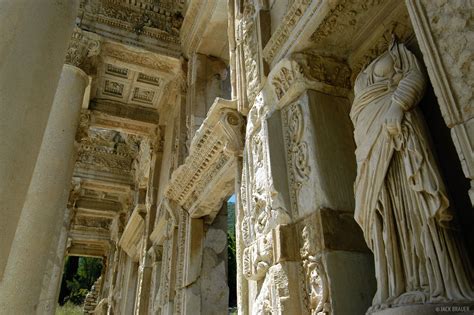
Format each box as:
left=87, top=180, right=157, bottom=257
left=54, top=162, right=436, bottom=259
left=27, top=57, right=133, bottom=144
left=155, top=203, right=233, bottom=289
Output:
left=164, top=98, right=244, bottom=221
left=78, top=0, right=184, bottom=56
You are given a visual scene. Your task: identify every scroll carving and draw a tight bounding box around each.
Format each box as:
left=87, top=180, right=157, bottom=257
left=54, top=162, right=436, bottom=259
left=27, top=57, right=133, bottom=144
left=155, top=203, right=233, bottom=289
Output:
left=282, top=101, right=310, bottom=215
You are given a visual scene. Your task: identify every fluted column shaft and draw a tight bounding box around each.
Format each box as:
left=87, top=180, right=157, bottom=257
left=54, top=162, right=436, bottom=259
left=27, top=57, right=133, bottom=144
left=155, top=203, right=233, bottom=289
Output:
left=0, top=0, right=79, bottom=278
left=0, top=65, right=88, bottom=314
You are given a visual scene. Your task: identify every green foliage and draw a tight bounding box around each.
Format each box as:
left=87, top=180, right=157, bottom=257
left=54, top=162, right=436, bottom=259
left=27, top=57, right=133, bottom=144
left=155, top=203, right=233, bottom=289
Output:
left=58, top=257, right=103, bottom=306
left=227, top=201, right=237, bottom=307
left=227, top=202, right=236, bottom=236
left=55, top=301, right=82, bottom=315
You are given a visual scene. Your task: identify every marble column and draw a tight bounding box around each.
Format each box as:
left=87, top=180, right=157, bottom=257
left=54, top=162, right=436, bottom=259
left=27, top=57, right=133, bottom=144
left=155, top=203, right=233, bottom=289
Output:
left=0, top=64, right=88, bottom=314
left=0, top=1, right=79, bottom=277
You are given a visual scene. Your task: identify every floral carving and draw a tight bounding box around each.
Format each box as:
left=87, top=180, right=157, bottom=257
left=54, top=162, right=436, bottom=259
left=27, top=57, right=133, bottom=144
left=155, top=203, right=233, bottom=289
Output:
left=292, top=53, right=351, bottom=90
left=300, top=226, right=330, bottom=315
left=272, top=67, right=294, bottom=100
left=310, top=0, right=385, bottom=43
left=270, top=54, right=351, bottom=103
left=286, top=102, right=310, bottom=181
left=282, top=101, right=310, bottom=216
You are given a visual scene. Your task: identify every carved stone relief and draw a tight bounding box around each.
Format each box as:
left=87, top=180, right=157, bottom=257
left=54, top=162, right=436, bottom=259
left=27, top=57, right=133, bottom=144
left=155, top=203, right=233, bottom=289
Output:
left=233, top=0, right=269, bottom=113
left=65, top=27, right=101, bottom=68
left=281, top=101, right=310, bottom=215
left=76, top=129, right=139, bottom=177
left=300, top=226, right=329, bottom=315
left=78, top=0, right=183, bottom=54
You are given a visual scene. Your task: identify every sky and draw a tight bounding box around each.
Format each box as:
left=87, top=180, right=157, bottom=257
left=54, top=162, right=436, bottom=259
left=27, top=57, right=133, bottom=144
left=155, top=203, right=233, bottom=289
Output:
left=228, top=194, right=236, bottom=203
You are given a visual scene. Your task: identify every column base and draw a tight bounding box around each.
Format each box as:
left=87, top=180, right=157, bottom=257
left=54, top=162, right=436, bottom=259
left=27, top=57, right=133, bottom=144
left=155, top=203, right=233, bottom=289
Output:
left=370, top=303, right=474, bottom=315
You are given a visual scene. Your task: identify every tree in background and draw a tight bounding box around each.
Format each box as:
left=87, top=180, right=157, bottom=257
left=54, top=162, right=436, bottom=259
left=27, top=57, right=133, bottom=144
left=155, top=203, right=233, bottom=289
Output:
left=58, top=257, right=103, bottom=305
left=227, top=201, right=237, bottom=308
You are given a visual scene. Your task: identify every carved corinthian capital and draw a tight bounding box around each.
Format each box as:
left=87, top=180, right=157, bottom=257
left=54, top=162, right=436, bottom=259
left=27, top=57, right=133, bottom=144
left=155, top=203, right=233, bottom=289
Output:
left=65, top=27, right=101, bottom=68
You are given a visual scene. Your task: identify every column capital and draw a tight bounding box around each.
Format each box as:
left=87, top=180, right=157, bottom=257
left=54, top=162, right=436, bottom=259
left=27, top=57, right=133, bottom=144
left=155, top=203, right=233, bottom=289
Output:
left=65, top=27, right=101, bottom=69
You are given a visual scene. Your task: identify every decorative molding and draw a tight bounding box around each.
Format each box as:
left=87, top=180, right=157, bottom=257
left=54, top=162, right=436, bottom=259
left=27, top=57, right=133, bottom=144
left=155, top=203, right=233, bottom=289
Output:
left=180, top=0, right=219, bottom=57
left=101, top=41, right=180, bottom=75
left=264, top=53, right=351, bottom=113
left=164, top=98, right=244, bottom=221
left=118, top=204, right=146, bottom=261
left=262, top=0, right=312, bottom=64
left=282, top=101, right=310, bottom=215
left=66, top=27, right=101, bottom=68
left=78, top=0, right=184, bottom=53
left=76, top=129, right=139, bottom=176
left=300, top=225, right=330, bottom=315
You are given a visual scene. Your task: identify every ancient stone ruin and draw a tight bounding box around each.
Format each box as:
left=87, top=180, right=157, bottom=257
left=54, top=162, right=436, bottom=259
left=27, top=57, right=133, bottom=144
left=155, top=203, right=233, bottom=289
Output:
left=0, top=0, right=473, bottom=314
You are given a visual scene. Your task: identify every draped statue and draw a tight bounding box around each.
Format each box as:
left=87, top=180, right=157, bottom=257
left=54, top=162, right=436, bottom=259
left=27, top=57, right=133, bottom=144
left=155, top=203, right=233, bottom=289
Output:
left=350, top=39, right=474, bottom=310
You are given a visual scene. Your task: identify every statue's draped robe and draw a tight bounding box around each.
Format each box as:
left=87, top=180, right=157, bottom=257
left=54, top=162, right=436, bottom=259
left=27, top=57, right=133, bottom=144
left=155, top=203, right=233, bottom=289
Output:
left=350, top=42, right=473, bottom=306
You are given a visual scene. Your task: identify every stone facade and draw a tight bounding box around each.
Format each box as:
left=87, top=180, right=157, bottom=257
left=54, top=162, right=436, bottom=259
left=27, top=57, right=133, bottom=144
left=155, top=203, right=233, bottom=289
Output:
left=0, top=1, right=473, bottom=314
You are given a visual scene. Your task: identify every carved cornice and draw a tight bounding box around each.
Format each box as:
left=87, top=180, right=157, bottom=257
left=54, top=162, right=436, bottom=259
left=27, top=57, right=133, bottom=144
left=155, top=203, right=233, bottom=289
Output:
left=180, top=0, right=219, bottom=57
left=164, top=98, right=244, bottom=221
left=262, top=0, right=312, bottom=65
left=89, top=111, right=157, bottom=137
left=100, top=41, right=180, bottom=76
left=66, top=27, right=101, bottom=68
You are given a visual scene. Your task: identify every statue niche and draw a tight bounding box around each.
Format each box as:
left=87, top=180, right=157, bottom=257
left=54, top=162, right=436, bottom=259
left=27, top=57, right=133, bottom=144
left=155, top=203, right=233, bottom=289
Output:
left=350, top=39, right=474, bottom=311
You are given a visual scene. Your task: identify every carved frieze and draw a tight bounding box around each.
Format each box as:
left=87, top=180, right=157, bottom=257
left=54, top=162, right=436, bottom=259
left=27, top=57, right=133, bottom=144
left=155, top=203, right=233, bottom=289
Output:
left=76, top=129, right=139, bottom=176
left=78, top=0, right=183, bottom=49
left=101, top=41, right=180, bottom=74
left=310, top=0, right=385, bottom=43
